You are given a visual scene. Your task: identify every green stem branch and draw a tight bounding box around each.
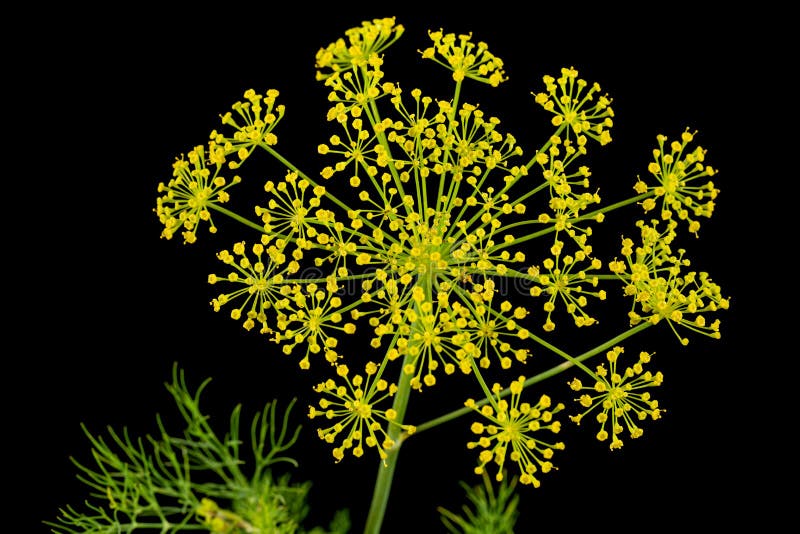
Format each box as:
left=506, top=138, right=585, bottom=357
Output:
left=208, top=203, right=266, bottom=234
left=362, top=364, right=412, bottom=534
left=362, top=272, right=432, bottom=534
left=412, top=322, right=651, bottom=435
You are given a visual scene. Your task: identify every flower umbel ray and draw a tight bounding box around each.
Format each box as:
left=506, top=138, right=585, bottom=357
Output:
left=568, top=346, right=663, bottom=450
left=466, top=376, right=565, bottom=487
left=309, top=362, right=416, bottom=463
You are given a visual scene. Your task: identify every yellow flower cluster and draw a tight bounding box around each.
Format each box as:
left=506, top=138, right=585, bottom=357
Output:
left=153, top=17, right=729, bottom=489
left=527, top=241, right=606, bottom=331
left=568, top=347, right=663, bottom=450
left=609, top=219, right=729, bottom=345
left=155, top=144, right=241, bottom=244
left=309, top=362, right=416, bottom=462
left=379, top=280, right=532, bottom=391
left=318, top=87, right=523, bottom=192
left=533, top=133, right=604, bottom=250
left=633, top=129, right=718, bottom=235
left=533, top=67, right=614, bottom=145
left=271, top=281, right=357, bottom=369
left=209, top=241, right=357, bottom=369
left=255, top=171, right=327, bottom=248
left=420, top=30, right=507, bottom=86
left=211, top=89, right=285, bottom=170
left=440, top=102, right=522, bottom=181
left=209, top=240, right=297, bottom=335
left=155, top=89, right=289, bottom=245
left=466, top=377, right=565, bottom=487
left=315, top=17, right=405, bottom=80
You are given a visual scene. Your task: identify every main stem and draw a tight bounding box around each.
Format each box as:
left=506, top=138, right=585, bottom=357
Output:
left=362, top=271, right=432, bottom=534
left=361, top=366, right=412, bottom=534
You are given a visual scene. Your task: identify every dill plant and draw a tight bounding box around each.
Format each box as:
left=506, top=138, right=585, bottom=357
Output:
left=51, top=15, right=729, bottom=534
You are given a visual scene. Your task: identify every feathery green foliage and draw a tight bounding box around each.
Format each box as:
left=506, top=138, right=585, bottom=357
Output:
left=47, top=364, right=349, bottom=534
left=438, top=472, right=520, bottom=534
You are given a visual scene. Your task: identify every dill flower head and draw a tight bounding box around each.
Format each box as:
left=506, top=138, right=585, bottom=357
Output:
left=198, top=18, right=626, bottom=472
left=315, top=17, right=405, bottom=80
left=153, top=17, right=728, bottom=494
left=633, top=129, right=718, bottom=235
left=210, top=89, right=285, bottom=170
left=610, top=219, right=730, bottom=345
left=466, top=377, right=565, bottom=487
left=155, top=143, right=241, bottom=244
left=568, top=347, right=663, bottom=450
left=308, top=362, right=416, bottom=462
left=420, top=30, right=507, bottom=86
left=533, top=67, right=614, bottom=145
left=209, top=239, right=297, bottom=334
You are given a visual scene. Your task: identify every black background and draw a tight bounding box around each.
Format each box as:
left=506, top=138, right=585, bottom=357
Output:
left=13, top=3, right=783, bottom=533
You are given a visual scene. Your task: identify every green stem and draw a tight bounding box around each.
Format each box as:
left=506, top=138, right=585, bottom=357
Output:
left=412, top=322, right=651, bottom=435
left=491, top=190, right=655, bottom=253
left=574, top=191, right=653, bottom=223
left=262, top=144, right=362, bottom=215
left=208, top=203, right=266, bottom=233
left=362, top=272, right=432, bottom=534
left=362, top=367, right=412, bottom=534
